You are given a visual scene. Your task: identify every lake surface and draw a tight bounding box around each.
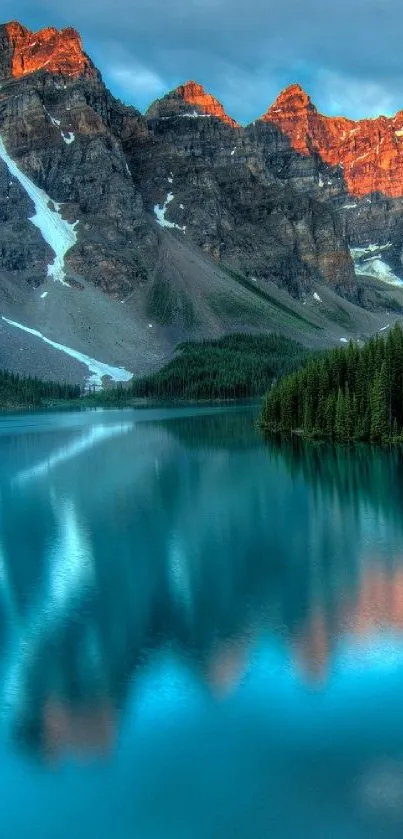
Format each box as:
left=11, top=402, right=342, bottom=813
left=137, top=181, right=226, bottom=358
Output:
left=1, top=405, right=403, bottom=838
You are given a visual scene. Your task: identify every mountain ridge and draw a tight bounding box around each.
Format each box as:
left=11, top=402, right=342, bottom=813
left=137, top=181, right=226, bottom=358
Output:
left=0, top=19, right=401, bottom=386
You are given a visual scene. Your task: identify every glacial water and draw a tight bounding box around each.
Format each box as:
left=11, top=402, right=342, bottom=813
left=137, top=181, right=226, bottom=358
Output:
left=1, top=405, right=403, bottom=838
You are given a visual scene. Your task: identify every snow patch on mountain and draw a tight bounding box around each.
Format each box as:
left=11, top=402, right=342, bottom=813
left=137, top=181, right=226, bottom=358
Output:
left=1, top=317, right=133, bottom=387
left=350, top=244, right=403, bottom=286
left=44, top=108, right=75, bottom=146
left=44, top=110, right=61, bottom=127
left=62, top=132, right=75, bottom=145
left=0, top=136, right=78, bottom=285
left=181, top=110, right=211, bottom=118
left=154, top=192, right=186, bottom=232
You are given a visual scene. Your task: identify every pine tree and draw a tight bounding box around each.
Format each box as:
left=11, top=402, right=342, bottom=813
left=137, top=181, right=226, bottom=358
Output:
left=335, top=388, right=346, bottom=440
left=370, top=363, right=388, bottom=442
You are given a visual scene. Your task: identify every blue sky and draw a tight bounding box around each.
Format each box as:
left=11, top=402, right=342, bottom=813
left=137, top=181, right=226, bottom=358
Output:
left=4, top=0, right=403, bottom=124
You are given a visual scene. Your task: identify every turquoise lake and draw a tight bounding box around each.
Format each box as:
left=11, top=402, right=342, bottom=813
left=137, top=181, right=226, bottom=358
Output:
left=1, top=405, right=403, bottom=838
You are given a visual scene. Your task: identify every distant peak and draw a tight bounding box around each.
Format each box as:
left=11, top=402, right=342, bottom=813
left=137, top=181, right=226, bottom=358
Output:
left=281, top=83, right=312, bottom=102
left=260, top=83, right=314, bottom=122
left=158, top=79, right=239, bottom=127
left=3, top=20, right=95, bottom=80
left=177, top=80, right=206, bottom=97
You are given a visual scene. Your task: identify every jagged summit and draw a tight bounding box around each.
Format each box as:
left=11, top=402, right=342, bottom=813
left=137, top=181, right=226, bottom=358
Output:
left=146, top=79, right=239, bottom=127
left=262, top=82, right=314, bottom=116
left=1, top=20, right=96, bottom=81
left=259, top=80, right=403, bottom=198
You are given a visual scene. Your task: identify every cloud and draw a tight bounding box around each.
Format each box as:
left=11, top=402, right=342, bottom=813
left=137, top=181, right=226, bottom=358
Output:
left=106, top=58, right=166, bottom=103
left=8, top=0, right=403, bottom=122
left=315, top=71, right=397, bottom=119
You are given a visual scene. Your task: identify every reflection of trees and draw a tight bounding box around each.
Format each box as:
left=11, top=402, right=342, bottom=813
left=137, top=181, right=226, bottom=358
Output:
left=159, top=406, right=261, bottom=452
left=266, top=436, right=403, bottom=533
left=1, top=412, right=403, bottom=759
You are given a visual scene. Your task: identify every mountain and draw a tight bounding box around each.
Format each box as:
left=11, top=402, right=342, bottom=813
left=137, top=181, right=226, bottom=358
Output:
left=257, top=83, right=403, bottom=285
left=0, top=21, right=400, bottom=386
left=261, top=82, right=403, bottom=199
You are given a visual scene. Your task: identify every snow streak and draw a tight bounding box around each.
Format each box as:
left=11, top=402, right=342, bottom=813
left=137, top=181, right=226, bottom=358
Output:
left=1, top=317, right=133, bottom=387
left=0, top=135, right=78, bottom=285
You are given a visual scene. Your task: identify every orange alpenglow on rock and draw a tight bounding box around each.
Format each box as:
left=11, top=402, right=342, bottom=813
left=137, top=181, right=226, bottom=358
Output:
left=5, top=20, right=94, bottom=79
left=176, top=81, right=239, bottom=127
left=261, top=82, right=403, bottom=199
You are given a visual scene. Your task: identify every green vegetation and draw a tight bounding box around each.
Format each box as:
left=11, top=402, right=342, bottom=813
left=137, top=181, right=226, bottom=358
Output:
left=220, top=264, right=321, bottom=332
left=128, top=333, right=312, bottom=401
left=146, top=278, right=197, bottom=327
left=208, top=292, right=262, bottom=324
left=260, top=323, right=403, bottom=443
left=0, top=370, right=80, bottom=409
left=321, top=304, right=353, bottom=330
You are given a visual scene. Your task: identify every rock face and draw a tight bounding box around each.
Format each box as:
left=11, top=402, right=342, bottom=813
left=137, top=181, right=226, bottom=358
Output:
left=261, top=83, right=403, bottom=199
left=2, top=21, right=96, bottom=80
left=0, top=21, right=156, bottom=299
left=142, top=83, right=356, bottom=296
left=257, top=83, right=403, bottom=283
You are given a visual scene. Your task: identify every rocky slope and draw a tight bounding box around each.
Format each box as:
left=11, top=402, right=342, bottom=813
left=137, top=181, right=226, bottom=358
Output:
left=0, top=21, right=400, bottom=384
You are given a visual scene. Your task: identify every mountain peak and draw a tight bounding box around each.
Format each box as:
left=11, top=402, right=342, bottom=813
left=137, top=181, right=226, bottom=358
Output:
left=147, top=79, right=239, bottom=127
left=2, top=20, right=95, bottom=80
left=176, top=80, right=239, bottom=126
left=260, top=83, right=313, bottom=122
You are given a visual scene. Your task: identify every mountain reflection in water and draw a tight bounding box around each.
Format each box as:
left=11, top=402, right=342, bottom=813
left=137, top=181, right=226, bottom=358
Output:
left=1, top=408, right=403, bottom=837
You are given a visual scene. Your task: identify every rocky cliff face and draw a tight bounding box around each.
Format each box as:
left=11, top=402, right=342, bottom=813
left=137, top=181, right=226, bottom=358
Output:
left=140, top=81, right=356, bottom=296
left=261, top=83, right=403, bottom=200
left=0, top=21, right=157, bottom=299
left=3, top=21, right=96, bottom=80
left=257, top=83, right=403, bottom=284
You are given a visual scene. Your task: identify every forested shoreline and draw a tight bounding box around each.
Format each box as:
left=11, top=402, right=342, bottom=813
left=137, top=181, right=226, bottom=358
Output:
left=0, top=334, right=311, bottom=410
left=0, top=370, right=80, bottom=409
left=260, top=323, right=403, bottom=443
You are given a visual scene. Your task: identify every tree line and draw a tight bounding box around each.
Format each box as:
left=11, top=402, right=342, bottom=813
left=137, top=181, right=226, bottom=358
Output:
left=260, top=323, right=403, bottom=442
left=0, top=370, right=81, bottom=409
left=129, top=333, right=311, bottom=401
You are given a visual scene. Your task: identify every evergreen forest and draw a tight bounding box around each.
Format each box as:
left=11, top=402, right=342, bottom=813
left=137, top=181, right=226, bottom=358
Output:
left=0, top=370, right=81, bottom=409
left=260, top=323, right=403, bottom=442
left=129, top=333, right=311, bottom=401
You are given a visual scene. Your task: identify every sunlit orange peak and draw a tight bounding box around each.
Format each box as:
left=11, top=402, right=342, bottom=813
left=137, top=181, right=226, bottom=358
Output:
left=176, top=80, right=239, bottom=127
left=260, top=81, right=403, bottom=199
left=5, top=20, right=94, bottom=79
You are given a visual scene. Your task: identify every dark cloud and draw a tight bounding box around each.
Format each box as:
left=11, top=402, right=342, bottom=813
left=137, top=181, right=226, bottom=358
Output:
left=6, top=0, right=403, bottom=123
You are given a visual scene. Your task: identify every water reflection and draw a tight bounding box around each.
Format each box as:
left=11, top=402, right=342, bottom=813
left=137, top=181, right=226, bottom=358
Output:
left=0, top=410, right=403, bottom=772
